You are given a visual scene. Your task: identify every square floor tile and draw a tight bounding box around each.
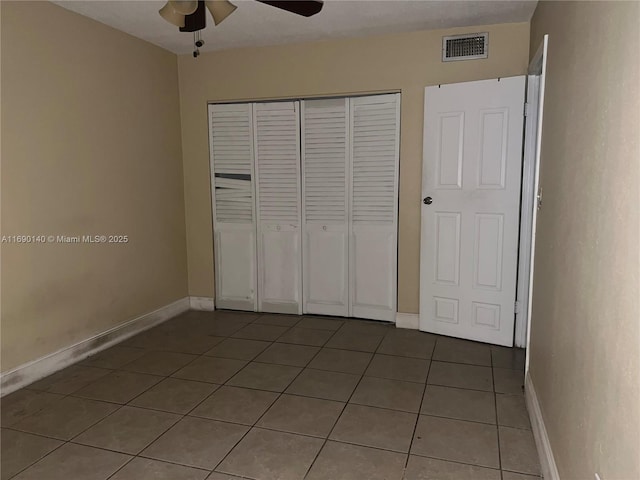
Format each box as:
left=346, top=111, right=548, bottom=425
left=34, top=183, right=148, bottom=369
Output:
left=227, top=362, right=301, bottom=392
left=217, top=428, right=323, bottom=480
left=254, top=343, right=320, bottom=367
left=73, top=371, right=163, bottom=404
left=496, top=394, right=531, bottom=429
left=28, top=365, right=112, bottom=395
left=73, top=406, right=180, bottom=454
left=351, top=376, right=423, bottom=413
left=142, top=417, right=248, bottom=470
left=286, top=369, right=360, bottom=401
left=421, top=385, right=496, bottom=424
left=499, top=426, right=541, bottom=475
left=1, top=390, right=63, bottom=427
left=232, top=324, right=289, bottom=341
left=365, top=354, right=429, bottom=383
left=125, top=330, right=224, bottom=354
left=110, top=457, right=210, bottom=480
left=277, top=327, right=334, bottom=347
left=330, top=404, right=417, bottom=452
left=491, top=346, right=526, bottom=370
left=206, top=474, right=245, bottom=480
left=1, top=429, right=63, bottom=480
left=122, top=351, right=197, bottom=376
left=211, top=310, right=261, bottom=323
left=340, top=320, right=392, bottom=335
left=81, top=346, right=147, bottom=369
left=325, top=330, right=384, bottom=353
left=191, top=386, right=278, bottom=425
left=432, top=337, right=492, bottom=366
left=307, top=348, right=372, bottom=375
left=257, top=394, right=343, bottom=437
left=254, top=314, right=300, bottom=327
left=130, top=378, right=218, bottom=414
left=377, top=329, right=436, bottom=359
left=306, top=440, right=406, bottom=480
left=411, top=415, right=499, bottom=468
left=206, top=322, right=249, bottom=337
left=494, top=367, right=525, bottom=395
left=428, top=361, right=493, bottom=392
left=204, top=338, right=270, bottom=360
left=172, top=356, right=247, bottom=384
left=501, top=472, right=541, bottom=480
left=404, top=455, right=501, bottom=480
left=297, top=317, right=343, bottom=331
left=11, top=442, right=130, bottom=480
left=11, top=396, right=118, bottom=440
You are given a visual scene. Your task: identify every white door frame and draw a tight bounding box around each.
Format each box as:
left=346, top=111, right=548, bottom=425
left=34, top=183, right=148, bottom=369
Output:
left=515, top=35, right=549, bottom=355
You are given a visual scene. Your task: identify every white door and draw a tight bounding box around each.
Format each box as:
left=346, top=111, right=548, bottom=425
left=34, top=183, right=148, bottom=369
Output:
left=209, top=103, right=257, bottom=310
left=420, top=77, right=525, bottom=346
left=301, top=98, right=350, bottom=316
left=254, top=101, right=303, bottom=314
left=349, top=94, right=400, bottom=322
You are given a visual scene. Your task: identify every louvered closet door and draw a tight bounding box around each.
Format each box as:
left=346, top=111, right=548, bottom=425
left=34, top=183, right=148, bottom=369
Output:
left=254, top=101, right=303, bottom=314
left=208, top=103, right=257, bottom=311
left=349, top=94, right=400, bottom=321
left=301, top=98, right=349, bottom=316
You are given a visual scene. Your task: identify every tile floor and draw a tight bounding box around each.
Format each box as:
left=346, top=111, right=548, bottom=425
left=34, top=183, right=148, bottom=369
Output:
left=1, top=310, right=541, bottom=480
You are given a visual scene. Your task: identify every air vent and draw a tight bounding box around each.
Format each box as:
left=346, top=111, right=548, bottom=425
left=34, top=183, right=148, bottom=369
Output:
left=442, top=33, right=488, bottom=62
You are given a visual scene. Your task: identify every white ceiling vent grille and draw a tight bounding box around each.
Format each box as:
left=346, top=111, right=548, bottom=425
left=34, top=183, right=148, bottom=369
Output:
left=442, top=33, right=488, bottom=62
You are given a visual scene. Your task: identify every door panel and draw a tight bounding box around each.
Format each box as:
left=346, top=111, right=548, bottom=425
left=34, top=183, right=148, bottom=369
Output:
left=259, top=225, right=301, bottom=314
left=304, top=226, right=348, bottom=316
left=215, top=226, right=256, bottom=310
left=351, top=226, right=396, bottom=320
left=254, top=101, right=302, bottom=314
left=301, top=98, right=349, bottom=316
left=349, top=94, right=400, bottom=322
left=209, top=103, right=257, bottom=311
left=420, top=77, right=525, bottom=346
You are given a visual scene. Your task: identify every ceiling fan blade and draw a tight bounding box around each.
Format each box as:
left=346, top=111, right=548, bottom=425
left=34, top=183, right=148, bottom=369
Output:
left=180, top=0, right=207, bottom=32
left=255, top=0, right=323, bottom=17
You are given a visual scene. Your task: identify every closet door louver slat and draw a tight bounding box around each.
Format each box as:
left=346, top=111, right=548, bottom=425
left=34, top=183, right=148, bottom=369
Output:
left=208, top=103, right=257, bottom=311
left=302, top=98, right=350, bottom=316
left=349, top=94, right=400, bottom=321
left=254, top=101, right=303, bottom=314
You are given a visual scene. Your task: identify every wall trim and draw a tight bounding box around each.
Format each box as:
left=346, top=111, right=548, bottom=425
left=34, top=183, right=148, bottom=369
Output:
left=189, top=296, right=215, bottom=311
left=396, top=312, right=419, bottom=329
left=525, top=371, right=560, bottom=480
left=0, top=297, right=190, bottom=397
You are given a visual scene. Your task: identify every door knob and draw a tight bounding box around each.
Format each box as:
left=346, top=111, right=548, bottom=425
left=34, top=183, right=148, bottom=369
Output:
left=423, top=196, right=433, bottom=205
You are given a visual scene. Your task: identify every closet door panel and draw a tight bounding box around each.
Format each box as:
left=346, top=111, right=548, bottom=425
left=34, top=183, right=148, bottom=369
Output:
left=351, top=226, right=395, bottom=320
left=209, top=103, right=257, bottom=311
left=254, top=101, right=302, bottom=314
left=349, top=94, right=400, bottom=321
left=302, top=98, right=350, bottom=316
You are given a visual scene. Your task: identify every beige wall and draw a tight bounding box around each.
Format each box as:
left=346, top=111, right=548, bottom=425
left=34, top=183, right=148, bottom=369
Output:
left=178, top=22, right=530, bottom=312
left=529, top=2, right=640, bottom=478
left=1, top=2, right=188, bottom=372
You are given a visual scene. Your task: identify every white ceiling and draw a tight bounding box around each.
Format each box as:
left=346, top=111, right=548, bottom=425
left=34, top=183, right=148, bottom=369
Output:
left=53, top=0, right=537, bottom=55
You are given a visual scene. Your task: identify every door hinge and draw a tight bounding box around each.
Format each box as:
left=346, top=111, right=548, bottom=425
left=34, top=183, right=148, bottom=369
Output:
left=514, top=301, right=521, bottom=314
left=523, top=102, right=529, bottom=117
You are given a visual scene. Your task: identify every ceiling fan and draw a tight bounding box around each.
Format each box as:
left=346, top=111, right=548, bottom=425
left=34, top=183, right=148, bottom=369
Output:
left=159, top=0, right=324, bottom=56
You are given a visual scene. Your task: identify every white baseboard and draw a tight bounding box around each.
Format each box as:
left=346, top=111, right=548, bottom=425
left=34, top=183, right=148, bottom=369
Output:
left=0, top=297, right=190, bottom=397
left=189, top=296, right=215, bottom=311
left=525, top=371, right=560, bottom=480
left=396, top=312, right=419, bottom=329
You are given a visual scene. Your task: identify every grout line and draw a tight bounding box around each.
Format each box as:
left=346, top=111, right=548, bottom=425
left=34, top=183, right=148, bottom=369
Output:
left=301, top=337, right=383, bottom=480
left=404, top=336, right=437, bottom=470
left=492, top=349, right=504, bottom=474
left=206, top=324, right=342, bottom=476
